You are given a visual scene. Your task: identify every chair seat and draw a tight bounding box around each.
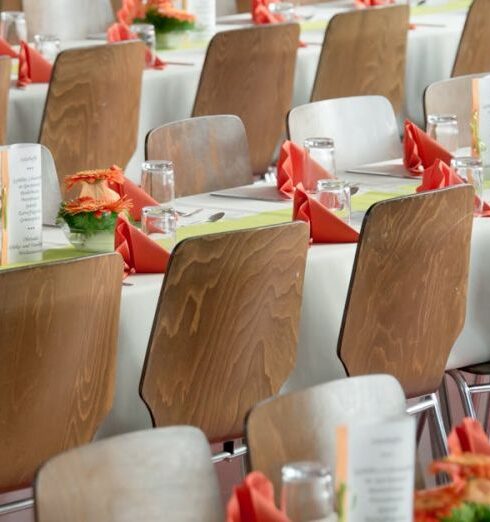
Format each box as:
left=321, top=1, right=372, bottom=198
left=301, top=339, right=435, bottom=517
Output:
left=459, top=362, right=490, bottom=375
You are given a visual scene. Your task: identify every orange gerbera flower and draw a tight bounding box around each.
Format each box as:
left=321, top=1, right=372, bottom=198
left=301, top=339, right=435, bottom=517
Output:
left=65, top=165, right=124, bottom=190
left=432, top=454, right=490, bottom=482
left=63, top=196, right=132, bottom=217
left=117, top=0, right=146, bottom=25
left=414, top=480, right=466, bottom=522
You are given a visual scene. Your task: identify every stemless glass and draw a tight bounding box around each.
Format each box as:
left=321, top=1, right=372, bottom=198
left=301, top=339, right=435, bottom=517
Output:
left=141, top=160, right=175, bottom=207
left=451, top=157, right=484, bottom=214
left=141, top=206, right=178, bottom=248
left=315, top=180, right=351, bottom=223
left=304, top=138, right=336, bottom=193
left=34, top=34, right=61, bottom=63
left=0, top=11, right=27, bottom=45
left=281, top=462, right=335, bottom=522
left=268, top=2, right=296, bottom=21
left=130, top=23, right=156, bottom=66
left=426, top=114, right=459, bottom=153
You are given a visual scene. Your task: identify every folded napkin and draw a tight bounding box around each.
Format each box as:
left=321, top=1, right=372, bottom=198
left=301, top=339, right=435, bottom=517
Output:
left=293, top=184, right=359, bottom=243
left=448, top=418, right=490, bottom=456
left=115, top=215, right=170, bottom=276
left=355, top=0, right=394, bottom=7
left=227, top=472, right=290, bottom=522
left=404, top=119, right=453, bottom=175
left=277, top=140, right=334, bottom=198
left=109, top=176, right=159, bottom=221
left=0, top=37, right=18, bottom=58
left=252, top=0, right=283, bottom=24
left=17, top=41, right=52, bottom=88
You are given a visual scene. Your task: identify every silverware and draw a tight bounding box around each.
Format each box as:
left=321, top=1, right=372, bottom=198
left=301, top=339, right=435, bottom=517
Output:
left=122, top=282, right=133, bottom=287
left=176, top=208, right=203, bottom=218
left=188, top=212, right=225, bottom=225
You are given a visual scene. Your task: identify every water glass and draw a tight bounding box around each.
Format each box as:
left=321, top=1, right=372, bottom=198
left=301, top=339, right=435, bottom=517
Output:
left=141, top=160, right=175, bottom=207
left=141, top=206, right=178, bottom=248
left=451, top=157, right=484, bottom=214
left=130, top=23, right=156, bottom=67
left=304, top=138, right=336, bottom=193
left=0, top=11, right=27, bottom=46
left=426, top=114, right=459, bottom=153
left=315, top=180, right=351, bottom=223
left=34, top=34, right=61, bottom=63
left=268, top=2, right=296, bottom=21
left=281, top=462, right=335, bottom=522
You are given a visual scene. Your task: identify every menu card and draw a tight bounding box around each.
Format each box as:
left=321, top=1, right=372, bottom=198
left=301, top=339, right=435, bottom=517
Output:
left=472, top=75, right=490, bottom=166
left=335, top=415, right=415, bottom=522
left=0, top=144, right=43, bottom=265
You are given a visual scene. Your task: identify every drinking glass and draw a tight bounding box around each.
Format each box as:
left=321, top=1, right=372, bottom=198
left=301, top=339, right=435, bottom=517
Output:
left=426, top=114, right=459, bottom=153
left=141, top=206, right=178, bottom=248
left=281, top=462, right=335, bottom=522
left=315, top=180, right=351, bottom=223
left=451, top=157, right=484, bottom=214
left=141, top=161, right=175, bottom=207
left=34, top=34, right=61, bottom=63
left=0, top=11, right=27, bottom=46
left=304, top=138, right=336, bottom=193
left=130, top=23, right=156, bottom=66
left=268, top=2, right=296, bottom=21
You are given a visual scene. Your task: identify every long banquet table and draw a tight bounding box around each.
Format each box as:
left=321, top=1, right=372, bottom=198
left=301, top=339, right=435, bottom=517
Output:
left=7, top=1, right=469, bottom=181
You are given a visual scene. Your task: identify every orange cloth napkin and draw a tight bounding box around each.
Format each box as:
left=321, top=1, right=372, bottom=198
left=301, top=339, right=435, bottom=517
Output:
left=277, top=140, right=334, bottom=198
left=227, top=472, right=290, bottom=522
left=404, top=119, right=453, bottom=176
left=115, top=214, right=170, bottom=275
left=109, top=176, right=159, bottom=221
left=448, top=418, right=490, bottom=456
left=293, top=184, right=359, bottom=243
left=16, top=41, right=52, bottom=88
left=355, top=0, right=394, bottom=7
left=252, top=0, right=283, bottom=23
left=0, top=37, right=18, bottom=58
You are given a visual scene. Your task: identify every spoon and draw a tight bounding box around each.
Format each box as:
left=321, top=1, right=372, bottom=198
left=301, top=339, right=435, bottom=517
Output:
left=188, top=212, right=225, bottom=225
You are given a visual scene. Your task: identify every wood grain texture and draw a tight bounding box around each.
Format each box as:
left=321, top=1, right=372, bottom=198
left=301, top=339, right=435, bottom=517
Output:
left=146, top=115, right=254, bottom=198
left=338, top=186, right=474, bottom=399
left=39, top=42, right=145, bottom=195
left=192, top=24, right=299, bottom=175
left=424, top=73, right=487, bottom=148
left=452, top=0, right=490, bottom=77
left=0, top=254, right=123, bottom=492
left=0, top=57, right=10, bottom=145
left=0, top=0, right=22, bottom=10
left=35, top=427, right=223, bottom=522
left=311, top=5, right=409, bottom=113
left=140, top=222, right=310, bottom=443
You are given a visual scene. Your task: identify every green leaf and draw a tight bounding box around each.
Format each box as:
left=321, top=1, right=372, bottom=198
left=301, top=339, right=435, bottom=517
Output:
left=442, top=502, right=490, bottom=522
left=57, top=209, right=119, bottom=237
left=135, top=7, right=195, bottom=33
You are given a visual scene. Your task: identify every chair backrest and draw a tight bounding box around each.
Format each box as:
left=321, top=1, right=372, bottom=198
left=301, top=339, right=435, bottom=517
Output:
left=140, top=222, right=310, bottom=443
left=235, top=0, right=248, bottom=12
left=0, top=0, right=22, bottom=9
left=0, top=57, right=10, bottom=145
left=0, top=254, right=123, bottom=492
left=192, top=24, right=299, bottom=175
left=39, top=42, right=145, bottom=195
left=452, top=0, right=490, bottom=77
left=424, top=73, right=488, bottom=148
left=35, top=427, right=223, bottom=522
left=247, top=374, right=406, bottom=496
left=338, top=186, right=474, bottom=399
left=287, top=96, right=402, bottom=171
left=311, top=5, right=409, bottom=113
left=146, top=115, right=254, bottom=198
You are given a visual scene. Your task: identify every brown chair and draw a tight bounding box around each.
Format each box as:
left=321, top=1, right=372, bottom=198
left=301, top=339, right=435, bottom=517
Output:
left=110, top=0, right=121, bottom=16
left=192, top=24, right=299, bottom=175
left=36, top=427, right=224, bottom=522
left=337, top=185, right=474, bottom=455
left=39, top=41, right=145, bottom=195
left=424, top=73, right=488, bottom=148
left=0, top=57, right=10, bottom=145
left=452, top=0, right=490, bottom=77
left=0, top=0, right=22, bottom=9
left=0, top=254, right=123, bottom=494
left=146, top=115, right=254, bottom=198
left=140, top=222, right=309, bottom=453
left=311, top=5, right=409, bottom=114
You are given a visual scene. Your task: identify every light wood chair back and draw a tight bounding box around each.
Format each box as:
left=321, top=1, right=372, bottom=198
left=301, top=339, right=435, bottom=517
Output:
left=0, top=254, right=123, bottom=492
left=39, top=42, right=145, bottom=195
left=110, top=0, right=121, bottom=16
left=235, top=0, right=248, bottom=12
left=452, top=0, right=490, bottom=77
left=424, top=73, right=488, bottom=148
left=338, top=186, right=474, bottom=399
left=287, top=96, right=402, bottom=171
left=0, top=57, right=10, bottom=145
left=247, top=374, right=406, bottom=496
left=36, top=427, right=223, bottom=522
left=0, top=0, right=22, bottom=10
left=140, top=222, right=310, bottom=443
left=192, top=24, right=299, bottom=175
left=146, top=115, right=254, bottom=198
left=311, top=5, right=409, bottom=114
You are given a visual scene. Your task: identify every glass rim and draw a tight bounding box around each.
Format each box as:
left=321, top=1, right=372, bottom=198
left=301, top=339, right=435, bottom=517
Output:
left=269, top=1, right=295, bottom=11
left=427, top=114, right=458, bottom=124
left=317, top=179, right=348, bottom=190
left=0, top=11, right=24, bottom=18
left=34, top=34, right=61, bottom=42
left=130, top=23, right=156, bottom=31
left=450, top=156, right=483, bottom=168
left=304, top=137, right=335, bottom=149
left=281, top=461, right=331, bottom=482
left=142, top=205, right=177, bottom=218
left=142, top=160, right=174, bottom=172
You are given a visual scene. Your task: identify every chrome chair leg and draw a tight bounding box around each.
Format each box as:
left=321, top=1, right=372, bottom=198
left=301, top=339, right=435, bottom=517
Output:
left=438, top=376, right=452, bottom=433
left=430, top=393, right=449, bottom=457
left=448, top=370, right=477, bottom=418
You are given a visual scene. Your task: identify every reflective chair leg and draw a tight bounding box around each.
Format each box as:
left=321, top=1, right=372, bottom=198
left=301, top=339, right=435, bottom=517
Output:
left=212, top=440, right=248, bottom=464
left=447, top=370, right=479, bottom=418
left=438, top=376, right=452, bottom=433
left=0, top=498, right=34, bottom=516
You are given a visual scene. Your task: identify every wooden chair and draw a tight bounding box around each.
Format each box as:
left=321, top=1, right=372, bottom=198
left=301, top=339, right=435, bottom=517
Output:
left=424, top=73, right=488, bottom=148
left=0, top=57, right=10, bottom=146
left=36, top=427, right=223, bottom=522
left=0, top=254, right=123, bottom=493
left=247, top=374, right=406, bottom=496
left=146, top=115, right=254, bottom=198
left=311, top=5, right=409, bottom=114
left=140, top=223, right=309, bottom=454
left=337, top=186, right=474, bottom=455
left=452, top=0, right=490, bottom=77
left=39, top=41, right=145, bottom=195
left=0, top=0, right=22, bottom=10
left=192, top=24, right=299, bottom=175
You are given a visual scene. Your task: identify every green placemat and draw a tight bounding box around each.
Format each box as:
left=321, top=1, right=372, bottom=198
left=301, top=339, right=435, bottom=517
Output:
left=410, top=0, right=472, bottom=16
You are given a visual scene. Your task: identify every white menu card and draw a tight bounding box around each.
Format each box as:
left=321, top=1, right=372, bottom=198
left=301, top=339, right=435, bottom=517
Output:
left=0, top=144, right=43, bottom=265
left=335, top=415, right=415, bottom=522
left=472, top=75, right=490, bottom=166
